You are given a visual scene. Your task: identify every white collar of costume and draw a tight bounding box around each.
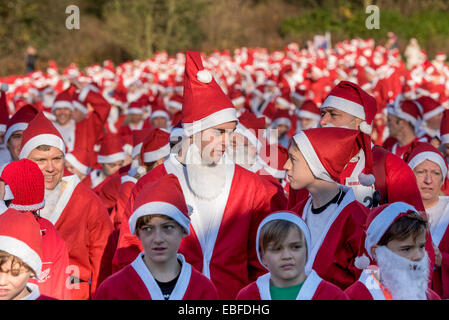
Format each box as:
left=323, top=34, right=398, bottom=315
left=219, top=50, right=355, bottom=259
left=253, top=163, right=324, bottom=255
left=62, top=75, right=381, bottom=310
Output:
left=43, top=174, right=80, bottom=225
left=303, top=185, right=356, bottom=273
left=256, top=269, right=322, bottom=300
left=430, top=196, right=449, bottom=247
left=20, top=283, right=41, bottom=300
left=164, top=153, right=235, bottom=279
left=90, top=169, right=106, bottom=189
left=131, top=252, right=192, bottom=300
left=357, top=268, right=388, bottom=300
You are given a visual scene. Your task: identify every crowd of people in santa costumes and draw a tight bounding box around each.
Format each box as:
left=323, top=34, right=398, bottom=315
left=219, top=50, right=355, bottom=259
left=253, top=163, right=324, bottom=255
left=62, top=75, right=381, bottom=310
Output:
left=1, top=35, right=449, bottom=301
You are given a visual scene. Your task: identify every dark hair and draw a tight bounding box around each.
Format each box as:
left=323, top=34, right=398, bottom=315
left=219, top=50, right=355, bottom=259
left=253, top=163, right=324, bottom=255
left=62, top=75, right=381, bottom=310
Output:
left=35, top=145, right=52, bottom=151
left=136, top=214, right=183, bottom=233
left=0, top=250, right=33, bottom=276
left=378, top=211, right=428, bottom=246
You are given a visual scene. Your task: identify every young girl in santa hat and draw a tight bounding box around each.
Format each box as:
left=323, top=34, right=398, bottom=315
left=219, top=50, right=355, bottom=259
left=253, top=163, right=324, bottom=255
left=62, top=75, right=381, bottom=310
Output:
left=284, top=127, right=372, bottom=290
left=94, top=174, right=218, bottom=300
left=236, top=211, right=348, bottom=300
left=0, top=209, right=55, bottom=300
left=345, top=202, right=440, bottom=300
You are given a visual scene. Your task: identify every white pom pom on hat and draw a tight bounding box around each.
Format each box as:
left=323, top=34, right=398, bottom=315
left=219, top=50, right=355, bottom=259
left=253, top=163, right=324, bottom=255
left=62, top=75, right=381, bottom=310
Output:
left=354, top=254, right=370, bottom=270
left=358, top=172, right=376, bottom=187
left=359, top=121, right=372, bottom=135
left=196, top=69, right=213, bottom=83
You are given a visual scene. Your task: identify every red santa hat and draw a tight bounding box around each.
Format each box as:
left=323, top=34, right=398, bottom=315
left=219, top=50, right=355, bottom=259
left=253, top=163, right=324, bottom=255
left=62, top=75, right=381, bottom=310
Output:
left=404, top=142, right=447, bottom=179
left=4, top=104, right=38, bottom=144
left=1, top=159, right=45, bottom=211
left=19, top=111, right=66, bottom=159
left=440, top=109, right=449, bottom=145
left=270, top=109, right=292, bottom=129
left=259, top=143, right=289, bottom=180
left=128, top=174, right=191, bottom=235
left=71, top=91, right=89, bottom=115
left=292, top=127, right=375, bottom=186
left=229, top=89, right=246, bottom=107
left=65, top=147, right=92, bottom=176
left=140, top=128, right=170, bottom=164
left=167, top=95, right=183, bottom=111
left=130, top=129, right=151, bottom=159
left=181, top=51, right=237, bottom=136
left=234, top=110, right=266, bottom=151
left=414, top=96, right=445, bottom=122
left=255, top=211, right=312, bottom=273
left=150, top=104, right=170, bottom=121
left=97, top=134, right=126, bottom=164
left=51, top=85, right=76, bottom=112
left=275, top=90, right=293, bottom=110
left=354, top=202, right=420, bottom=269
left=320, top=81, right=377, bottom=135
left=0, top=86, right=9, bottom=132
left=296, top=99, right=321, bottom=122
left=128, top=99, right=144, bottom=115
left=291, top=86, right=307, bottom=105
left=387, top=98, right=423, bottom=132
left=0, top=209, right=42, bottom=277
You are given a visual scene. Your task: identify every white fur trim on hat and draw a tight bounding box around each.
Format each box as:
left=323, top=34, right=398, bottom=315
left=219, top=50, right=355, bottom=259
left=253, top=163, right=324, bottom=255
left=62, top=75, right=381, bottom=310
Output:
left=296, top=110, right=321, bottom=122
left=127, top=108, right=144, bottom=115
left=19, top=134, right=66, bottom=160
left=0, top=235, right=42, bottom=277
left=321, top=95, right=366, bottom=120
left=129, top=201, right=190, bottom=235
left=408, top=151, right=448, bottom=178
left=52, top=100, right=74, bottom=112
left=441, top=133, right=449, bottom=145
left=168, top=100, right=183, bottom=110
left=365, top=202, right=417, bottom=259
left=78, top=84, right=99, bottom=103
left=65, top=153, right=91, bottom=175
left=97, top=152, right=125, bottom=164
left=234, top=123, right=262, bottom=152
left=150, top=110, right=170, bottom=120
left=0, top=124, right=6, bottom=132
left=359, top=121, right=373, bottom=135
left=131, top=142, right=143, bottom=159
left=423, top=105, right=445, bottom=121
left=143, top=143, right=170, bottom=163
left=387, top=104, right=421, bottom=129
left=270, top=117, right=292, bottom=129
left=358, top=172, right=376, bottom=186
left=183, top=107, right=238, bottom=137
left=231, top=96, right=245, bottom=106
left=276, top=97, right=291, bottom=109
left=72, top=100, right=88, bottom=115
left=292, top=131, right=334, bottom=183
left=9, top=200, right=46, bottom=212
left=5, top=122, right=28, bottom=144
left=256, top=211, right=312, bottom=275
left=196, top=70, right=213, bottom=83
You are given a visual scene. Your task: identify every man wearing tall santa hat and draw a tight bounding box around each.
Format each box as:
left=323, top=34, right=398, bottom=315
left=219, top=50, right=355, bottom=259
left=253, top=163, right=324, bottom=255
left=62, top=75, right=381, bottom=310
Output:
left=19, top=112, right=114, bottom=300
left=114, top=51, right=287, bottom=299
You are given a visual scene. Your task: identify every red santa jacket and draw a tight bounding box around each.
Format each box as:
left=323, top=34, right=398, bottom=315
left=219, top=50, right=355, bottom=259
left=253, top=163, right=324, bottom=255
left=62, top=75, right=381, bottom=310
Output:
left=45, top=174, right=114, bottom=300
left=28, top=216, right=71, bottom=300
left=291, top=186, right=368, bottom=290
left=94, top=253, right=218, bottom=300
left=236, top=270, right=348, bottom=300
left=114, top=154, right=288, bottom=299
left=430, top=205, right=449, bottom=299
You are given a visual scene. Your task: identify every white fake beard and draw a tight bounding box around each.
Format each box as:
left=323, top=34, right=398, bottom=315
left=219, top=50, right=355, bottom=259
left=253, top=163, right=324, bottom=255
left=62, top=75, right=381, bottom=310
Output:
left=226, top=145, right=257, bottom=170
left=319, top=122, right=350, bottom=129
left=375, top=245, right=429, bottom=300
left=185, top=143, right=227, bottom=200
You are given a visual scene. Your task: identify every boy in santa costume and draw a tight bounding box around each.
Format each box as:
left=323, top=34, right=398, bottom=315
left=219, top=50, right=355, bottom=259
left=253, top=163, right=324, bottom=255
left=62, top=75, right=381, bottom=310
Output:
left=94, top=174, right=218, bottom=300
left=0, top=208, right=56, bottom=300
left=403, top=142, right=449, bottom=299
left=0, top=159, right=71, bottom=300
left=236, top=211, right=348, bottom=300
left=114, top=51, right=287, bottom=299
left=345, top=202, right=440, bottom=300
left=285, top=127, right=370, bottom=290
left=19, top=111, right=114, bottom=300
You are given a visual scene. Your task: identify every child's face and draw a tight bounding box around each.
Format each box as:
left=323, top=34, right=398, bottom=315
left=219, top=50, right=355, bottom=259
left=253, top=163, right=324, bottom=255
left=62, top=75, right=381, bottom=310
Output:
left=261, top=227, right=307, bottom=287
left=137, top=216, right=185, bottom=265
left=0, top=256, right=33, bottom=300
left=385, top=232, right=427, bottom=262
left=284, top=145, right=314, bottom=190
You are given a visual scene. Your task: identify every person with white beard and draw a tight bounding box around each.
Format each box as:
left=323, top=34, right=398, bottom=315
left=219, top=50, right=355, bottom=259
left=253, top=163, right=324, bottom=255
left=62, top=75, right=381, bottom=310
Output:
left=346, top=202, right=440, bottom=300
left=115, top=51, right=288, bottom=299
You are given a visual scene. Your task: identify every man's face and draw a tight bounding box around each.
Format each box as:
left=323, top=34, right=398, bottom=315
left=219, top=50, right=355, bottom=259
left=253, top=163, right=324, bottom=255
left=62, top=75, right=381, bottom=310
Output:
left=386, top=232, right=427, bottom=262
left=387, top=114, right=402, bottom=138
left=197, top=121, right=236, bottom=165
left=28, top=146, right=65, bottom=190
left=129, top=113, right=143, bottom=124
left=228, top=132, right=257, bottom=168
left=6, top=130, right=23, bottom=161
left=54, top=108, right=73, bottom=126
left=102, top=160, right=124, bottom=176
left=64, top=160, right=86, bottom=181
left=274, top=124, right=290, bottom=138
left=151, top=116, right=168, bottom=129
left=320, top=107, right=361, bottom=129
left=72, top=109, right=86, bottom=123
left=413, top=160, right=444, bottom=204
left=298, top=117, right=316, bottom=130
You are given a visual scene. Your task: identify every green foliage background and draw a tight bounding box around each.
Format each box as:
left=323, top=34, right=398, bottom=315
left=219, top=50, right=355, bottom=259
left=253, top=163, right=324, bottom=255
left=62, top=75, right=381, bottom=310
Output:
left=0, top=0, right=448, bottom=76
